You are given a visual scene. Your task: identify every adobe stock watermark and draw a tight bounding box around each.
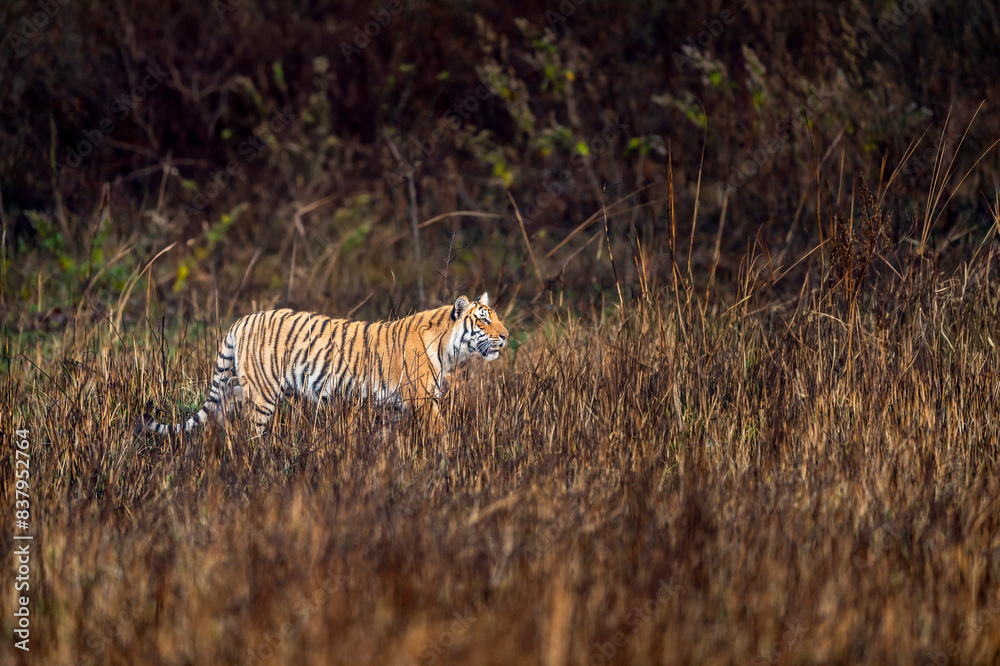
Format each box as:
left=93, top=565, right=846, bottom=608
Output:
left=881, top=142, right=942, bottom=209
left=852, top=520, right=902, bottom=572
left=752, top=620, right=809, bottom=665
left=522, top=521, right=560, bottom=557
left=383, top=74, right=503, bottom=188
left=55, top=62, right=168, bottom=180
left=6, top=0, right=70, bottom=57
left=245, top=572, right=350, bottom=666
left=876, top=0, right=930, bottom=41
left=340, top=0, right=406, bottom=63
left=725, top=86, right=837, bottom=192
left=521, top=117, right=628, bottom=222
left=80, top=601, right=143, bottom=665
left=588, top=578, right=683, bottom=666
left=177, top=106, right=295, bottom=222
left=213, top=0, right=248, bottom=22
left=416, top=610, right=476, bottom=665
left=544, top=0, right=592, bottom=30
left=923, top=592, right=1000, bottom=665
left=672, top=0, right=753, bottom=71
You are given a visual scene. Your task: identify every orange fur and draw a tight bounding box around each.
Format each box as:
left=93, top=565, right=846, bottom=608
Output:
left=143, top=293, right=508, bottom=436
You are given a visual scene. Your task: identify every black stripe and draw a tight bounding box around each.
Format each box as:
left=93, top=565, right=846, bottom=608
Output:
left=246, top=318, right=262, bottom=385
left=312, top=357, right=332, bottom=395
left=345, top=322, right=361, bottom=352
left=290, top=344, right=310, bottom=390
left=285, top=311, right=309, bottom=349
left=317, top=337, right=337, bottom=392
left=268, top=313, right=291, bottom=385
left=374, top=324, right=387, bottom=383
left=305, top=317, right=331, bottom=363
left=330, top=348, right=349, bottom=393
left=305, top=318, right=319, bottom=338
left=329, top=322, right=350, bottom=378
left=436, top=329, right=448, bottom=365
left=277, top=311, right=301, bottom=358
left=338, top=320, right=350, bottom=356
left=307, top=325, right=326, bottom=371
left=266, top=329, right=281, bottom=387
left=361, top=322, right=374, bottom=377
left=343, top=324, right=362, bottom=384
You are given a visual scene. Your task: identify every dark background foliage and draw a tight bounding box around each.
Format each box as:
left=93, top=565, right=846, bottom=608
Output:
left=3, top=0, right=999, bottom=316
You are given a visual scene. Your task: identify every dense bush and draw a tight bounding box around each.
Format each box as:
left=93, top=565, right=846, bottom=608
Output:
left=3, top=0, right=999, bottom=316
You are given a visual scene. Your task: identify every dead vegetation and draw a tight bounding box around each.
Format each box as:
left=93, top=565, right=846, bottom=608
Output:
left=3, top=171, right=1000, bottom=664
left=3, top=1, right=1000, bottom=663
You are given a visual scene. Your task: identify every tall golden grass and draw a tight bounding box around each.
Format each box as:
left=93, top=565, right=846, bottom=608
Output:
left=2, top=171, right=999, bottom=665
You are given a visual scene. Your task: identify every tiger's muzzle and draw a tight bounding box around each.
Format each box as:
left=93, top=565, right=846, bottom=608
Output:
left=477, top=334, right=507, bottom=360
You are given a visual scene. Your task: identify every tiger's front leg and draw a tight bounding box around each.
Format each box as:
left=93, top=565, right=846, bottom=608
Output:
left=393, top=351, right=451, bottom=444
left=235, top=380, right=279, bottom=436
left=401, top=381, right=449, bottom=443
left=422, top=399, right=447, bottom=438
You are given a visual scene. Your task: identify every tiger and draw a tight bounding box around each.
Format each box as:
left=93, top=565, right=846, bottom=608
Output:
left=140, top=293, right=509, bottom=437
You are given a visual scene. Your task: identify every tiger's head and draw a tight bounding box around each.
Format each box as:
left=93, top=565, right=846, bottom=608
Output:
left=452, top=292, right=509, bottom=361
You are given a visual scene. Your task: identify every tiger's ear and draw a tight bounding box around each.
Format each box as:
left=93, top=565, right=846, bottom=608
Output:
left=478, top=292, right=489, bottom=306
left=452, top=295, right=470, bottom=320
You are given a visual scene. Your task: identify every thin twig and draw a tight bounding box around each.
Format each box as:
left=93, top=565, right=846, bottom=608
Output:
left=706, top=187, right=729, bottom=300
left=507, top=192, right=543, bottom=286
left=601, top=185, right=623, bottom=308
left=384, top=131, right=425, bottom=304
left=545, top=183, right=658, bottom=259
left=115, top=242, right=177, bottom=332
left=408, top=173, right=424, bottom=304
left=687, top=102, right=707, bottom=284
left=229, top=247, right=262, bottom=318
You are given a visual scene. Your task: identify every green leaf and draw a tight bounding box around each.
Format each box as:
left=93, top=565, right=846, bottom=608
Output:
left=492, top=161, right=514, bottom=188
left=343, top=222, right=371, bottom=251
left=272, top=61, right=287, bottom=94
left=172, top=262, right=190, bottom=293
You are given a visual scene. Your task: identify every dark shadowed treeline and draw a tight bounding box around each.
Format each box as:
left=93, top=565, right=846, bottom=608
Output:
left=2, top=0, right=999, bottom=315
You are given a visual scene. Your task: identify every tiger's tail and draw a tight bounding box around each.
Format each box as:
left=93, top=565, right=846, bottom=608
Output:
left=140, top=330, right=237, bottom=435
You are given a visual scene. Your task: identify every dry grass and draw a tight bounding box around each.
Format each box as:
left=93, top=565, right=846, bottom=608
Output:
left=4, top=2, right=1000, bottom=662
left=3, top=185, right=1000, bottom=665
